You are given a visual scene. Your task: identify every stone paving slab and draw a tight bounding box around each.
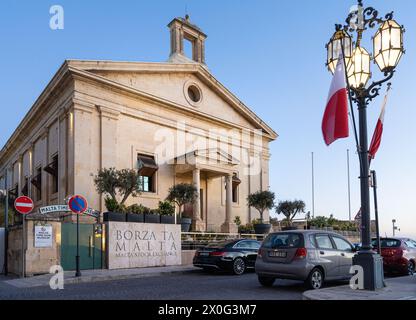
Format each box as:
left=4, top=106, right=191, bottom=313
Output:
left=3, top=265, right=199, bottom=289
left=303, top=276, right=416, bottom=300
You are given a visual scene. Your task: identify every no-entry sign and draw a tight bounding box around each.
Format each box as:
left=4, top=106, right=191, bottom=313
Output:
left=68, top=195, right=88, bottom=214
left=14, top=196, right=34, bottom=215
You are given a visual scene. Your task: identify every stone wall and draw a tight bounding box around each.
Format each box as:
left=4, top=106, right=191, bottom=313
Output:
left=8, top=219, right=61, bottom=276
left=0, top=228, right=4, bottom=273
left=181, top=250, right=196, bottom=266
left=7, top=225, right=22, bottom=275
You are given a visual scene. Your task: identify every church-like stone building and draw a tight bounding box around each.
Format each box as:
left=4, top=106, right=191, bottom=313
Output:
left=0, top=16, right=277, bottom=233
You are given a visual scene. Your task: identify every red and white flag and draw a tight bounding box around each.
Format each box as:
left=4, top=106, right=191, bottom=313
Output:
left=369, top=87, right=391, bottom=160
left=322, top=55, right=349, bottom=146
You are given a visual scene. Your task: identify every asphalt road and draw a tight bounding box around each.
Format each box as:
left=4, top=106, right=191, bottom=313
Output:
left=0, top=270, right=322, bottom=300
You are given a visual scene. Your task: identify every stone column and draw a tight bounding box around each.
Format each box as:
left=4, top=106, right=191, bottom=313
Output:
left=221, top=174, right=238, bottom=233
left=192, top=168, right=205, bottom=231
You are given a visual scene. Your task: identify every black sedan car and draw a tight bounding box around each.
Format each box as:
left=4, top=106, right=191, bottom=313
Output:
left=193, top=239, right=261, bottom=275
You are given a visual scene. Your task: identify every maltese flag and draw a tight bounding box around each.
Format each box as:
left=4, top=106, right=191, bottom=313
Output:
left=369, top=87, right=390, bottom=160
left=322, top=55, right=349, bottom=146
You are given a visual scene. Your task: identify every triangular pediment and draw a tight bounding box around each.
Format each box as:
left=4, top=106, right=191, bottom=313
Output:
left=66, top=60, right=277, bottom=140
left=175, top=148, right=239, bottom=166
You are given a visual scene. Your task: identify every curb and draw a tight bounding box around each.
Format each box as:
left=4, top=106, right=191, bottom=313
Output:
left=4, top=266, right=199, bottom=289
left=64, top=267, right=199, bottom=286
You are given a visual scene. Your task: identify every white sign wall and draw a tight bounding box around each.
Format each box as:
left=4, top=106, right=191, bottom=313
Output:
left=34, top=225, right=53, bottom=248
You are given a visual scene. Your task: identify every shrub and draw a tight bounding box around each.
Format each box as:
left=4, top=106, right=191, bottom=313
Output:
left=105, top=197, right=119, bottom=212
left=239, top=223, right=254, bottom=234
left=127, top=204, right=148, bottom=214
left=158, top=201, right=175, bottom=216
left=234, top=216, right=242, bottom=227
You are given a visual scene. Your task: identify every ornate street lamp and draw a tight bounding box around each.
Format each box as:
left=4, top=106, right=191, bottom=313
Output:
left=373, top=20, right=404, bottom=72
left=347, top=46, right=371, bottom=89
left=325, top=1, right=405, bottom=290
left=326, top=29, right=352, bottom=74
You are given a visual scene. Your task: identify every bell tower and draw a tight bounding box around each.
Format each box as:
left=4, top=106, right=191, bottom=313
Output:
left=168, top=15, right=207, bottom=64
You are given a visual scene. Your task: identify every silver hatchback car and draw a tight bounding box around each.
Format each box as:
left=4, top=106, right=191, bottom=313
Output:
left=255, top=230, right=356, bottom=289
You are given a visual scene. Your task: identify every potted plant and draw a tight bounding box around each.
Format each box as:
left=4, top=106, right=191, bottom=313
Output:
left=103, top=197, right=127, bottom=222
left=275, top=200, right=306, bottom=230
left=166, top=183, right=198, bottom=232
left=94, top=167, right=142, bottom=222
left=238, top=222, right=254, bottom=234
left=159, top=201, right=175, bottom=224
left=247, top=190, right=275, bottom=234
left=126, top=204, right=145, bottom=223
left=144, top=208, right=160, bottom=224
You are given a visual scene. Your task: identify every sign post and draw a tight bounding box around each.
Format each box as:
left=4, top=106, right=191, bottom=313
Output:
left=68, top=195, right=88, bottom=277
left=14, top=196, right=34, bottom=278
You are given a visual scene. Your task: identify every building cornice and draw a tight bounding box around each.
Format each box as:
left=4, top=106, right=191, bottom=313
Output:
left=0, top=62, right=73, bottom=163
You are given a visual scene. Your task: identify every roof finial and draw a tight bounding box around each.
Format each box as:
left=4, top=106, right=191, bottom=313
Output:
left=358, top=0, right=363, bottom=7
left=185, top=3, right=190, bottom=22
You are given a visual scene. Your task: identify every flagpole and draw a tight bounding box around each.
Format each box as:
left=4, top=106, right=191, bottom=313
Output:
left=369, top=83, right=391, bottom=168
left=371, top=170, right=381, bottom=255
left=347, top=149, right=352, bottom=221
left=311, top=152, right=315, bottom=219
left=340, top=38, right=361, bottom=166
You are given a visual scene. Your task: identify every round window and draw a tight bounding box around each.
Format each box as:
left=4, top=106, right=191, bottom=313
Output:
left=187, top=85, right=201, bottom=103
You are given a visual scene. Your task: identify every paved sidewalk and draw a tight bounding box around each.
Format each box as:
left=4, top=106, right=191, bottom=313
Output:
left=2, top=265, right=198, bottom=289
left=303, top=276, right=416, bottom=300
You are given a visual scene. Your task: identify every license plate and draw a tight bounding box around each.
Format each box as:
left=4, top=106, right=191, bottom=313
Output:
left=199, top=252, right=209, bottom=257
left=269, top=250, right=287, bottom=258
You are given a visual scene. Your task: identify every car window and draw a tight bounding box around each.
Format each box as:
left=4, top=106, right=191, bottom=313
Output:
left=315, top=235, right=335, bottom=249
left=372, top=238, right=401, bottom=248
left=234, top=241, right=251, bottom=249
left=405, top=241, right=416, bottom=249
left=309, top=235, right=317, bottom=248
left=249, top=241, right=261, bottom=249
left=262, top=233, right=303, bottom=249
left=332, top=236, right=352, bottom=251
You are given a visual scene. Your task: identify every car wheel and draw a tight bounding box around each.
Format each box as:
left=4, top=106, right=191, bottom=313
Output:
left=407, top=261, right=415, bottom=276
left=258, top=276, right=275, bottom=287
left=306, top=268, right=324, bottom=290
left=232, top=258, right=246, bottom=275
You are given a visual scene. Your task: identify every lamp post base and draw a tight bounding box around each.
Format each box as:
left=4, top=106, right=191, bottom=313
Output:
left=353, top=251, right=385, bottom=290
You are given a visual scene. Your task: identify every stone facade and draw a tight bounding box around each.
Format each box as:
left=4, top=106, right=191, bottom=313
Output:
left=7, top=219, right=61, bottom=276
left=0, top=17, right=277, bottom=233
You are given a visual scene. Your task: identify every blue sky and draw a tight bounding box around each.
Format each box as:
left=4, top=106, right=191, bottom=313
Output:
left=0, top=0, right=415, bottom=237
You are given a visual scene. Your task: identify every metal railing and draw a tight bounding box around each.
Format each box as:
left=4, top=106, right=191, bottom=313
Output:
left=181, top=232, right=266, bottom=250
